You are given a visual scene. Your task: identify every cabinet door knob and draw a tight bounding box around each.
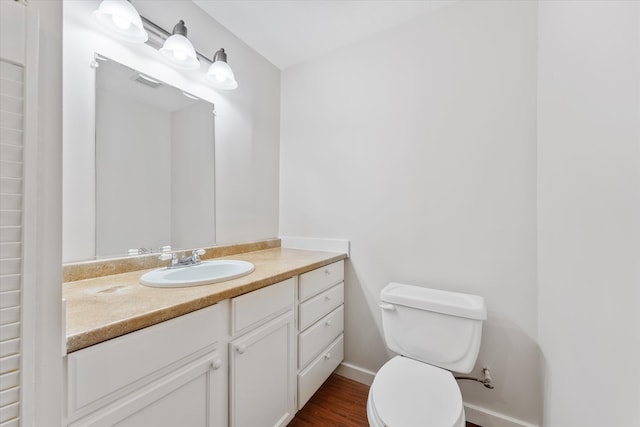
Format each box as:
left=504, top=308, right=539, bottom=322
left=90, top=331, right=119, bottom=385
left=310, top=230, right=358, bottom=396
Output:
left=236, top=344, right=247, bottom=354
left=324, top=353, right=331, bottom=360
left=325, top=320, right=332, bottom=327
left=212, top=359, right=222, bottom=370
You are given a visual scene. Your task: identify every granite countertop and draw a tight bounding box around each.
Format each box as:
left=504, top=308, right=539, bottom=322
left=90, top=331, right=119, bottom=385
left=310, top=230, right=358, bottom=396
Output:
left=63, top=247, right=347, bottom=353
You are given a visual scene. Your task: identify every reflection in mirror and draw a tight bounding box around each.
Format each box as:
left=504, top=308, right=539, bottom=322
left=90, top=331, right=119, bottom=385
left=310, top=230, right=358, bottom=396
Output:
left=95, top=57, right=215, bottom=258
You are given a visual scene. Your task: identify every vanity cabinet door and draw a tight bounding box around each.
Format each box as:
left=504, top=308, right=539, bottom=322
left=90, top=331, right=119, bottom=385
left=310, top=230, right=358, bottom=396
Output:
left=69, top=353, right=223, bottom=427
left=67, top=305, right=220, bottom=417
left=229, top=311, right=296, bottom=427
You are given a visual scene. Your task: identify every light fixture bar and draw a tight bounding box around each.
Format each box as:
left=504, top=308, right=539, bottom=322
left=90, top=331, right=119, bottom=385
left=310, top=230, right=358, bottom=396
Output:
left=140, top=16, right=212, bottom=65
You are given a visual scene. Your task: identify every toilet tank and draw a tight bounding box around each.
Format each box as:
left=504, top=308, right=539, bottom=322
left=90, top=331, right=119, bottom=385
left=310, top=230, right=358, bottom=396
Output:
left=380, top=282, right=486, bottom=374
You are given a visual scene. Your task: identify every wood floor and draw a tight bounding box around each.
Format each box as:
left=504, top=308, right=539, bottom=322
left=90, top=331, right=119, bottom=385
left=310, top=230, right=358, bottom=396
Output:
left=288, top=374, right=369, bottom=427
left=288, top=374, right=481, bottom=427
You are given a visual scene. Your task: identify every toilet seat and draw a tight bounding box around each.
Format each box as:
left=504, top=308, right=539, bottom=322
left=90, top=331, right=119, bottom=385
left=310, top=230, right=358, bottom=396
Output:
left=368, top=356, right=464, bottom=427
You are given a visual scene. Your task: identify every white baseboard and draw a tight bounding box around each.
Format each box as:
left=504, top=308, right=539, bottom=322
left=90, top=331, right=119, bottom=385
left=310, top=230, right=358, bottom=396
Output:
left=335, top=362, right=375, bottom=386
left=335, top=362, right=537, bottom=427
left=280, top=236, right=350, bottom=256
left=464, top=402, right=538, bottom=427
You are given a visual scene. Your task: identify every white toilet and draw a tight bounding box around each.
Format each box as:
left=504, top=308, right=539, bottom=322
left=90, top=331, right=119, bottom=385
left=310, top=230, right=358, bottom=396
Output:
left=367, top=282, right=487, bottom=427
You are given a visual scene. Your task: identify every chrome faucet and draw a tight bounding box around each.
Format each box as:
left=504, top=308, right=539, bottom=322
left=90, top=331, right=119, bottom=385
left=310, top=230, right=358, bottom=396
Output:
left=159, top=249, right=206, bottom=269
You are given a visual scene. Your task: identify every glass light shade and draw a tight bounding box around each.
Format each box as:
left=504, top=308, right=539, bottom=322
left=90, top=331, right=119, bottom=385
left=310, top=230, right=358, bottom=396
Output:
left=160, top=34, right=200, bottom=70
left=92, top=0, right=148, bottom=43
left=207, top=61, right=238, bottom=90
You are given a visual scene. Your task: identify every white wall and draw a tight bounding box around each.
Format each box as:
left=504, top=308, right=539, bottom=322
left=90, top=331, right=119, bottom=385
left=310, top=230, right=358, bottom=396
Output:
left=280, top=1, right=540, bottom=425
left=63, top=0, right=280, bottom=262
left=537, top=2, right=640, bottom=426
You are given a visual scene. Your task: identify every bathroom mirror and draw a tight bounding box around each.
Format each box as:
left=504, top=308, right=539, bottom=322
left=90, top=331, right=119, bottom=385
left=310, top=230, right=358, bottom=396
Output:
left=95, top=57, right=215, bottom=258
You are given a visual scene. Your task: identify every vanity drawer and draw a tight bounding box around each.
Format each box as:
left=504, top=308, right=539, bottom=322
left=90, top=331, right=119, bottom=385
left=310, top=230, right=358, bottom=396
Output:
left=298, top=305, right=344, bottom=368
left=298, top=334, right=344, bottom=409
left=67, top=304, right=219, bottom=416
left=299, top=283, right=344, bottom=331
left=231, top=277, right=295, bottom=336
left=299, top=282, right=344, bottom=331
left=299, top=260, right=344, bottom=301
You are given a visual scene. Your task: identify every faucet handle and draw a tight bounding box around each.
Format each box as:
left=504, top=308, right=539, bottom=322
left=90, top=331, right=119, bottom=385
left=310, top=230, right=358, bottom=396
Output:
left=158, top=253, right=173, bottom=261
left=191, top=248, right=205, bottom=264
left=159, top=252, right=179, bottom=267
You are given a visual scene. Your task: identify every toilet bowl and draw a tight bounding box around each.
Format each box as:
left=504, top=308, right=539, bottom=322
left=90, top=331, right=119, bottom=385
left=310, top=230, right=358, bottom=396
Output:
left=367, top=356, right=465, bottom=427
left=367, top=283, right=486, bottom=427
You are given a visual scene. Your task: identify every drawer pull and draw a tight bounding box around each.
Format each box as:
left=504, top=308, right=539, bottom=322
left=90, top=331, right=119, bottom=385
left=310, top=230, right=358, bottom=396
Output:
left=325, top=294, right=332, bottom=301
left=236, top=344, right=247, bottom=354
left=325, top=320, right=332, bottom=327
left=324, top=353, right=331, bottom=360
left=212, top=359, right=222, bottom=370
left=324, top=269, right=331, bottom=275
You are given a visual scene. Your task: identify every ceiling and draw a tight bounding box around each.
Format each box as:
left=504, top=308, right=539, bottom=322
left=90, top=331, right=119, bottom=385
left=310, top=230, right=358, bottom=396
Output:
left=192, top=1, right=453, bottom=70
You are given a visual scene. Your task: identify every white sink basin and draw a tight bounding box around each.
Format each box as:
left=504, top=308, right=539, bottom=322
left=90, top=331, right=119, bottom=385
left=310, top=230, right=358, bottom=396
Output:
left=140, top=260, right=255, bottom=288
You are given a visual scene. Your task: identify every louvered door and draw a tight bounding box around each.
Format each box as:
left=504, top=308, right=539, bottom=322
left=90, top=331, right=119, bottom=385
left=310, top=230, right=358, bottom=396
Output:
left=0, top=45, right=26, bottom=427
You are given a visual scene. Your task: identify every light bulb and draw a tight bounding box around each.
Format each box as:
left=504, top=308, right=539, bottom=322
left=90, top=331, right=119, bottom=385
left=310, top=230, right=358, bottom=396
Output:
left=173, top=50, right=187, bottom=61
left=159, top=24, right=200, bottom=70
left=92, top=0, right=148, bottom=43
left=112, top=14, right=131, bottom=30
left=207, top=54, right=238, bottom=90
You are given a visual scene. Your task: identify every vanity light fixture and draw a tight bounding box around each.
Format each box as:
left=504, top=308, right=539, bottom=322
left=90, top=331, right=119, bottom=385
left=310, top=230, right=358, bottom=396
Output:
left=92, top=3, right=238, bottom=90
left=159, top=20, right=200, bottom=70
left=206, top=48, right=238, bottom=90
left=92, top=0, right=148, bottom=43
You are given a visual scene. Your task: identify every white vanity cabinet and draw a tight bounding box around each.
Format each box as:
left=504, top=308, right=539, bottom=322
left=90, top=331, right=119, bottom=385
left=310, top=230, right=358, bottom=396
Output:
left=228, top=278, right=296, bottom=427
left=64, top=305, right=224, bottom=427
left=296, top=260, right=345, bottom=409
left=64, top=258, right=346, bottom=427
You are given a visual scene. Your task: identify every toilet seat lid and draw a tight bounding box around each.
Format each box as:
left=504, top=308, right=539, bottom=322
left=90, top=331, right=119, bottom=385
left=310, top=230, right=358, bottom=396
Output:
left=370, top=356, right=463, bottom=427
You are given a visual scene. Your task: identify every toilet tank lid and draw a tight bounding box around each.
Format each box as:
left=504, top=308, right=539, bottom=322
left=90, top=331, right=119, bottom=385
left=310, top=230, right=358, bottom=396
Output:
left=381, top=282, right=487, bottom=320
